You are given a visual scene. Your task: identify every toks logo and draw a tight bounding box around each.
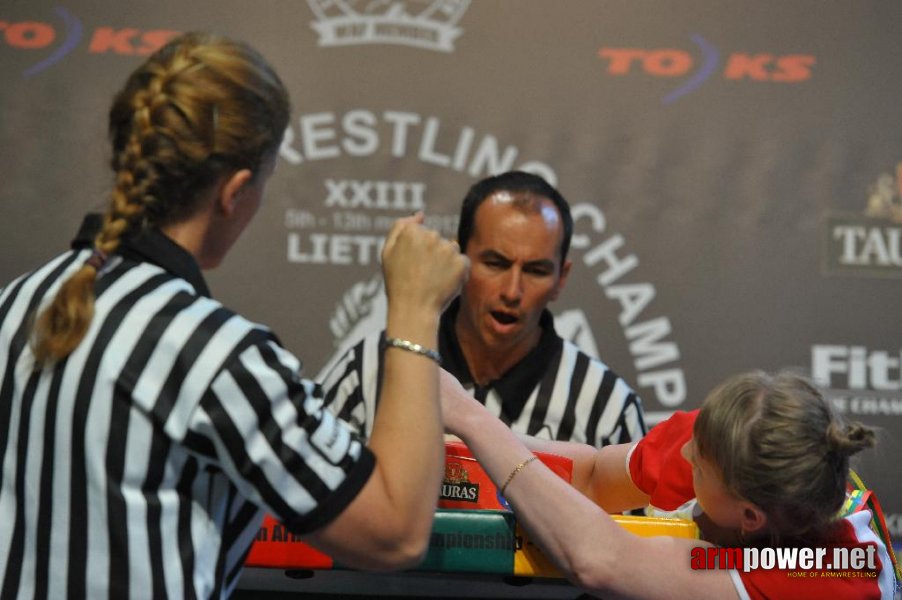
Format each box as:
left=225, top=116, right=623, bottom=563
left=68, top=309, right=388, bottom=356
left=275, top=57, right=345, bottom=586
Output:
left=598, top=34, right=815, bottom=104
left=1, top=8, right=178, bottom=76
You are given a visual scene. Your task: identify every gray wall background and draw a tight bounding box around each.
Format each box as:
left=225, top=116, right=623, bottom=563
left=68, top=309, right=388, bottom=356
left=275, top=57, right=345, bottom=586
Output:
left=2, top=1, right=900, bottom=546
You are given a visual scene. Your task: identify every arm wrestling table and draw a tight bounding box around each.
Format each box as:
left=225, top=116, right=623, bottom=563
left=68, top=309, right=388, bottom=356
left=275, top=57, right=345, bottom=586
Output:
left=236, top=441, right=698, bottom=598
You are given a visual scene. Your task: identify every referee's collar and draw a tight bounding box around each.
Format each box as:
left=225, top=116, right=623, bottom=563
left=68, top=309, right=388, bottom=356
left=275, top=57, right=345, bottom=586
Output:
left=71, top=213, right=211, bottom=298
left=438, top=298, right=562, bottom=421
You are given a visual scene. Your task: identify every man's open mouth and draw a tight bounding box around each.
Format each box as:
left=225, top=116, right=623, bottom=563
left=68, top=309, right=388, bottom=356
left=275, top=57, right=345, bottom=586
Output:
left=490, top=311, right=518, bottom=325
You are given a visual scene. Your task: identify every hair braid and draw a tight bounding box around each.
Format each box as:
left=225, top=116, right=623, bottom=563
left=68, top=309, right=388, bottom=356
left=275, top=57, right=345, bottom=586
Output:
left=32, top=31, right=290, bottom=365
left=32, top=95, right=155, bottom=365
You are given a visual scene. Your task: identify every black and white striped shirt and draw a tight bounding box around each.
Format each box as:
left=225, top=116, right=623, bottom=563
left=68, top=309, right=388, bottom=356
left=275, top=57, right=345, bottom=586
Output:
left=320, top=299, right=646, bottom=447
left=0, top=222, right=373, bottom=599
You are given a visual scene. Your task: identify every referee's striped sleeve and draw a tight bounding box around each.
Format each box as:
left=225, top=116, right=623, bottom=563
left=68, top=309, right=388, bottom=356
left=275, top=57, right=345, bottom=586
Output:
left=193, top=333, right=375, bottom=533
left=318, top=332, right=384, bottom=439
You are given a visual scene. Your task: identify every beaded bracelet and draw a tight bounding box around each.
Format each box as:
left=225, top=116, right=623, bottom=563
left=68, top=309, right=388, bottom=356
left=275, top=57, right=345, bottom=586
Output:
left=382, top=337, right=442, bottom=366
left=500, top=455, right=538, bottom=497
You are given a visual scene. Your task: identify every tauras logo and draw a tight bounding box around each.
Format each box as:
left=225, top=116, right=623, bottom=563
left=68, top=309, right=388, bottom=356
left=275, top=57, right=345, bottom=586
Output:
left=441, top=460, right=479, bottom=503
left=441, top=483, right=478, bottom=502
left=306, top=0, right=470, bottom=52
left=823, top=164, right=902, bottom=279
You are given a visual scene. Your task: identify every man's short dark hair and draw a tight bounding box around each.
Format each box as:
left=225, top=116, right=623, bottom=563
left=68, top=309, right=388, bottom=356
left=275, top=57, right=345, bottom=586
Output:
left=457, top=171, right=573, bottom=265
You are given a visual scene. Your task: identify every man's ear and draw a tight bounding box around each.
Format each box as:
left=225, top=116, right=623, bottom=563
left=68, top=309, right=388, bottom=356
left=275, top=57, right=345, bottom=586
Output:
left=549, top=258, right=573, bottom=301
left=217, top=169, right=253, bottom=217
left=739, top=502, right=768, bottom=536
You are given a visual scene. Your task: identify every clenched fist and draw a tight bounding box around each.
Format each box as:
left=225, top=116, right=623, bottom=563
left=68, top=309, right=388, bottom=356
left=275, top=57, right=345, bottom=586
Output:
left=381, top=213, right=469, bottom=316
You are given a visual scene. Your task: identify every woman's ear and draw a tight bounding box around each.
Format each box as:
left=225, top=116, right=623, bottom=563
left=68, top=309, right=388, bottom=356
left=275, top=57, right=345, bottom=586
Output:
left=739, top=502, right=768, bottom=535
left=217, top=169, right=253, bottom=217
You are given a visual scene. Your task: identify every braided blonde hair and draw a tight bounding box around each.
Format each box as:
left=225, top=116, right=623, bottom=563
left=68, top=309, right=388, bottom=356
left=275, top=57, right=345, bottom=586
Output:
left=32, top=32, right=290, bottom=363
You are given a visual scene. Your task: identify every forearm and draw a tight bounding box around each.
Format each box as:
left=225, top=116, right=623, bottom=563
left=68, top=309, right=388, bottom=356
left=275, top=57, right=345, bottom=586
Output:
left=455, top=406, right=715, bottom=598
left=455, top=402, right=627, bottom=587
left=513, top=432, right=602, bottom=496
left=448, top=390, right=735, bottom=599
left=306, top=213, right=467, bottom=569
left=513, top=433, right=648, bottom=512
left=303, top=307, right=445, bottom=569
left=366, top=305, right=445, bottom=542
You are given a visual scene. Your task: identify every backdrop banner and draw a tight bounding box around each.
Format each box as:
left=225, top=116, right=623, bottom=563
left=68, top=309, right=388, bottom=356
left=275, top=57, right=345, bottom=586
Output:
left=2, top=0, right=900, bottom=547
